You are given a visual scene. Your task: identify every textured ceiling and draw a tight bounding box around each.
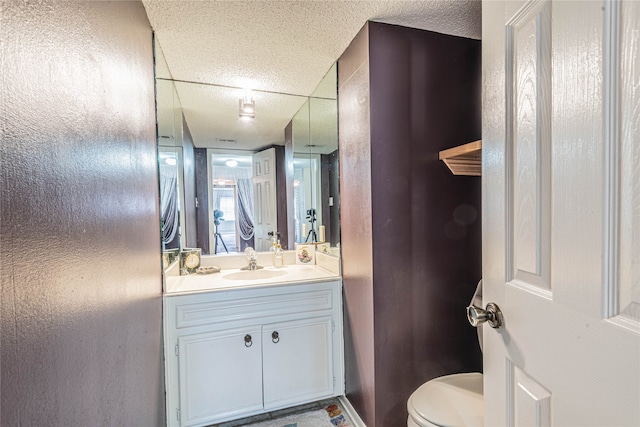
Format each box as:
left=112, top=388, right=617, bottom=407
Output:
left=143, top=0, right=481, bottom=149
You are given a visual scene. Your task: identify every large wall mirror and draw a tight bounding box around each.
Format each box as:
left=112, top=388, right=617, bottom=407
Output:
left=156, top=43, right=340, bottom=260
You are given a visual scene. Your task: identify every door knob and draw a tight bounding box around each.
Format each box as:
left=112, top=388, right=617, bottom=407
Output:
left=467, top=302, right=503, bottom=329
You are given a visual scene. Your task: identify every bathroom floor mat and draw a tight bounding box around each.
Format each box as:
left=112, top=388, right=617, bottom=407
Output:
left=211, top=399, right=352, bottom=427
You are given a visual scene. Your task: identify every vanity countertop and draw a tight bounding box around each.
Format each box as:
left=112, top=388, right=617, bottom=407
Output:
left=164, top=264, right=340, bottom=295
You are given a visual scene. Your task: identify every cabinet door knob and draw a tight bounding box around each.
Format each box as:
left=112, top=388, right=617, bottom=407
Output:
left=244, top=334, right=253, bottom=347
left=271, top=331, right=280, bottom=343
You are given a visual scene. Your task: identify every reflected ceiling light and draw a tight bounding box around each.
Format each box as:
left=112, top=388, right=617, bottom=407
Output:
left=165, top=157, right=177, bottom=166
left=225, top=159, right=238, bottom=168
left=239, top=89, right=255, bottom=118
left=217, top=179, right=226, bottom=186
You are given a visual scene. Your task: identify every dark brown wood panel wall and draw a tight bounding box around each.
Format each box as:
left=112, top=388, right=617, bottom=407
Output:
left=328, top=150, right=341, bottom=246
left=321, top=150, right=341, bottom=246
left=182, top=114, right=197, bottom=248
left=337, top=23, right=377, bottom=427
left=321, top=154, right=331, bottom=243
left=339, top=21, right=482, bottom=427
left=368, top=22, right=482, bottom=427
left=274, top=145, right=290, bottom=248
left=284, top=125, right=296, bottom=250
left=195, top=147, right=210, bottom=254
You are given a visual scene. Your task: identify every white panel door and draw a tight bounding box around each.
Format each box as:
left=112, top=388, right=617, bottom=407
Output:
left=253, top=147, right=277, bottom=251
left=262, top=316, right=334, bottom=410
left=178, top=327, right=263, bottom=426
left=482, top=1, right=640, bottom=426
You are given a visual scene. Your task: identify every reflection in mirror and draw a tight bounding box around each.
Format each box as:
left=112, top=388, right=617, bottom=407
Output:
left=209, top=151, right=253, bottom=254
left=293, top=63, right=340, bottom=251
left=159, top=148, right=184, bottom=250
left=156, top=57, right=189, bottom=251
left=156, top=43, right=339, bottom=260
left=310, top=69, right=339, bottom=249
left=294, top=154, right=321, bottom=243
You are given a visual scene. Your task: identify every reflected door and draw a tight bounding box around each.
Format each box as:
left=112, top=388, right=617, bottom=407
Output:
left=252, top=148, right=277, bottom=251
left=483, top=1, right=640, bottom=426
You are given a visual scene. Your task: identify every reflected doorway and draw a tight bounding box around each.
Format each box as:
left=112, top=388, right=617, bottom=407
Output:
left=293, top=154, right=322, bottom=243
left=209, top=152, right=255, bottom=254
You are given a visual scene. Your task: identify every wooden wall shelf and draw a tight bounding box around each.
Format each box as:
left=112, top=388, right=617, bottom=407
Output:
left=439, top=140, right=482, bottom=176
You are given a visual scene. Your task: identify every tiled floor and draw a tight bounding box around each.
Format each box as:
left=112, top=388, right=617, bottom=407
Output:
left=208, top=398, right=342, bottom=427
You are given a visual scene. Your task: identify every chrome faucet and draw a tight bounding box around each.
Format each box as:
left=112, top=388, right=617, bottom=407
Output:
left=241, top=247, right=263, bottom=271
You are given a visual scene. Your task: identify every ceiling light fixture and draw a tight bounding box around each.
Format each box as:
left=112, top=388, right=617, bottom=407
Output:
left=225, top=159, right=238, bottom=168
left=165, top=157, right=177, bottom=166
left=239, top=89, right=255, bottom=118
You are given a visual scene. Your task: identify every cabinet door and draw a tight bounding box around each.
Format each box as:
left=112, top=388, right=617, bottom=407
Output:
left=178, top=327, right=263, bottom=426
left=262, top=316, right=334, bottom=409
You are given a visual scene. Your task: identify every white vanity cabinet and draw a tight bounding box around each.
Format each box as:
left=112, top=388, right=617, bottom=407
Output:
left=164, top=280, right=344, bottom=427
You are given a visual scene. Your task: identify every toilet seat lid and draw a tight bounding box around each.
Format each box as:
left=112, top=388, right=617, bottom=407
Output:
left=407, top=372, right=483, bottom=427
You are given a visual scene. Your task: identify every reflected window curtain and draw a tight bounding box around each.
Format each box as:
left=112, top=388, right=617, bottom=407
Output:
left=160, top=169, right=179, bottom=247
left=212, top=189, right=223, bottom=215
left=235, top=176, right=254, bottom=241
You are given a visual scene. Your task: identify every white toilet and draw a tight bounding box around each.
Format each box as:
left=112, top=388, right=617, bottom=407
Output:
left=406, top=372, right=483, bottom=427
left=407, top=282, right=484, bottom=427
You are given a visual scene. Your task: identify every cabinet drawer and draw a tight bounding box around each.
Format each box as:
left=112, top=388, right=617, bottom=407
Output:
left=170, top=285, right=336, bottom=330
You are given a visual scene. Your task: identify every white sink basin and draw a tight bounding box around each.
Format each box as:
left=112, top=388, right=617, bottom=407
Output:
left=224, top=269, right=288, bottom=281
left=165, top=264, right=339, bottom=294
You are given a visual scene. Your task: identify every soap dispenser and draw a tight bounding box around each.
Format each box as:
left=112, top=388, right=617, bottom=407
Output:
left=269, top=234, right=277, bottom=254
left=273, top=239, right=284, bottom=268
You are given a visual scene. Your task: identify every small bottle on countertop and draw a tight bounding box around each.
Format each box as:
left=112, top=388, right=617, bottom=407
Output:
left=269, top=234, right=277, bottom=257
left=273, top=240, right=284, bottom=267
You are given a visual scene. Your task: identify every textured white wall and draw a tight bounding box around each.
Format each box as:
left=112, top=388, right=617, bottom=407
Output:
left=144, top=0, right=481, bottom=96
left=144, top=1, right=481, bottom=150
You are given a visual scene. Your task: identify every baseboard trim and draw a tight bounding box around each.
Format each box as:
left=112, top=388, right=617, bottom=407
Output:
left=338, top=395, right=367, bottom=427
